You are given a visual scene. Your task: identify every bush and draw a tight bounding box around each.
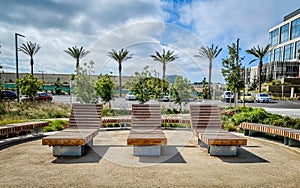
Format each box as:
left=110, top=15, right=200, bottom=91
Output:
left=44, top=120, right=67, bottom=132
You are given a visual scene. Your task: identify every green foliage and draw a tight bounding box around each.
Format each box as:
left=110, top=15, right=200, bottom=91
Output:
left=54, top=78, right=62, bottom=95
left=74, top=61, right=98, bottom=103
left=16, top=74, right=43, bottom=98
left=171, top=76, right=194, bottom=112
left=126, top=66, right=167, bottom=104
left=222, top=106, right=300, bottom=131
left=221, top=42, right=244, bottom=95
left=200, top=77, right=209, bottom=99
left=0, top=102, right=71, bottom=123
left=44, top=120, right=67, bottom=132
left=95, top=73, right=115, bottom=106
left=102, top=108, right=116, bottom=116
left=162, top=123, right=190, bottom=128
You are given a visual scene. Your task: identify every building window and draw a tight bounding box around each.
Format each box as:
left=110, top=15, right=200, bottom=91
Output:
left=269, top=29, right=279, bottom=46
left=274, top=47, right=282, bottom=61
left=280, top=23, right=289, bottom=43
left=291, top=17, right=300, bottom=39
left=268, top=51, right=273, bottom=62
left=284, top=43, right=294, bottom=60
left=295, top=40, right=300, bottom=59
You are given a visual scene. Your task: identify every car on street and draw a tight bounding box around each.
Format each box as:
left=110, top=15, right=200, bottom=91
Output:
left=221, top=91, right=234, bottom=103
left=21, top=92, right=53, bottom=102
left=159, top=96, right=172, bottom=102
left=239, top=93, right=255, bottom=103
left=0, top=90, right=17, bottom=101
left=125, top=92, right=136, bottom=100
left=255, top=93, right=271, bottom=103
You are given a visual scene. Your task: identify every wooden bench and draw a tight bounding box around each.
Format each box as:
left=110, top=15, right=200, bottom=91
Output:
left=42, top=103, right=103, bottom=157
left=0, top=121, right=48, bottom=138
left=239, top=122, right=300, bottom=147
left=190, top=104, right=247, bottom=156
left=127, top=104, right=167, bottom=156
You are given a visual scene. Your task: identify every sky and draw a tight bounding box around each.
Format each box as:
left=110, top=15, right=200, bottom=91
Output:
left=0, top=0, right=299, bottom=83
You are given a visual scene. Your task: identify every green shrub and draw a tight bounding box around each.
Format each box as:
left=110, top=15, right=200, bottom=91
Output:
left=44, top=120, right=67, bottom=132
left=102, top=108, right=115, bottom=116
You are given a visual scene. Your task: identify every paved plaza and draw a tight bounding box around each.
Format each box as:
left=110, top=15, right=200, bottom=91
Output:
left=1, top=130, right=300, bottom=187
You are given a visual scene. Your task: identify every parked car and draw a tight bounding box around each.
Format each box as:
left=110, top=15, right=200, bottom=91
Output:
left=21, top=92, right=53, bottom=102
left=221, top=91, right=234, bottom=103
left=239, top=93, right=255, bottom=103
left=159, top=96, right=172, bottom=102
left=125, top=92, right=136, bottom=100
left=0, top=90, right=17, bottom=101
left=255, top=93, right=271, bottom=103
left=36, top=92, right=53, bottom=101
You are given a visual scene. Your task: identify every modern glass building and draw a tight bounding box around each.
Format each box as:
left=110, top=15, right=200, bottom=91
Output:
left=266, top=8, right=300, bottom=80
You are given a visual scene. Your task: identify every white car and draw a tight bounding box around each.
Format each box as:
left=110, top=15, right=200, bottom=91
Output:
left=255, top=93, right=271, bottom=103
left=125, top=92, right=136, bottom=100
left=220, top=91, right=234, bottom=103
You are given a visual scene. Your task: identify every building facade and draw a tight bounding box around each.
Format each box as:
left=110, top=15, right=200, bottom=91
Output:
left=267, top=8, right=300, bottom=80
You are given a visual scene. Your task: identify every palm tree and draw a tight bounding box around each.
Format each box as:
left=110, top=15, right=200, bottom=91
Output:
left=194, top=44, right=222, bottom=99
left=150, top=49, right=178, bottom=81
left=107, top=48, right=133, bottom=97
left=246, top=44, right=271, bottom=93
left=19, top=41, right=41, bottom=75
left=64, top=46, right=90, bottom=70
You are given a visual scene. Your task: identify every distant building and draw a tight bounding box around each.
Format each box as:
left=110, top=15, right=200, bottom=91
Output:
left=267, top=8, right=300, bottom=80
left=247, top=9, right=300, bottom=83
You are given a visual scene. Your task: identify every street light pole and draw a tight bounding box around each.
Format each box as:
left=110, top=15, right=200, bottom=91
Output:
left=15, top=33, right=25, bottom=102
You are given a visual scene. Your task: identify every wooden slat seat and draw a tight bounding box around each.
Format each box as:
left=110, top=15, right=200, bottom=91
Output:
left=0, top=121, right=48, bottom=138
left=190, top=104, right=247, bottom=156
left=239, top=122, right=300, bottom=146
left=42, top=103, right=103, bottom=157
left=127, top=104, right=167, bottom=155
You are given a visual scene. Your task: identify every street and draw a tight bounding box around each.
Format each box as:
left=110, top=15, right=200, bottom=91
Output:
left=52, top=95, right=300, bottom=118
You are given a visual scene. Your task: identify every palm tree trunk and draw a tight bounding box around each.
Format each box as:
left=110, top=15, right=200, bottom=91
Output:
left=162, top=62, right=166, bottom=81
left=30, top=58, right=34, bottom=75
left=119, top=62, right=122, bottom=97
left=208, top=59, right=212, bottom=99
left=258, top=60, right=262, bottom=93
left=76, top=58, right=80, bottom=70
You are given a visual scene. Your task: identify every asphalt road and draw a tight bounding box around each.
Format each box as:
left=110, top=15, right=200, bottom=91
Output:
left=52, top=95, right=300, bottom=118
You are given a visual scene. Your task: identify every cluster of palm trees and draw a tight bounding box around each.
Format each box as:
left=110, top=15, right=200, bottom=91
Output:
left=18, top=39, right=271, bottom=98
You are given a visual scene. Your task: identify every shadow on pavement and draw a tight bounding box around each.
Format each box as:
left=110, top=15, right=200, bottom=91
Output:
left=218, top=147, right=269, bottom=163
left=52, top=146, right=109, bottom=164
left=138, top=146, right=186, bottom=163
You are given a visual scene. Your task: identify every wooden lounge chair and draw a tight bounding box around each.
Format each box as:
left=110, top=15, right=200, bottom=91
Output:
left=190, top=104, right=247, bottom=156
left=42, top=103, right=103, bottom=157
left=127, top=104, right=167, bottom=156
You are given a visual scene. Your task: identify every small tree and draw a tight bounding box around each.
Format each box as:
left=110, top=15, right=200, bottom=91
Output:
left=221, top=42, right=244, bottom=108
left=171, top=76, right=194, bottom=112
left=126, top=66, right=167, bottom=104
left=95, top=73, right=115, bottom=108
left=74, top=61, right=98, bottom=103
left=201, top=77, right=209, bottom=99
left=54, top=78, right=62, bottom=95
left=16, top=74, right=42, bottom=100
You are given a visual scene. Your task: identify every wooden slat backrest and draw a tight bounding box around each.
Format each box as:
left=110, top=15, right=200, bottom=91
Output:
left=189, top=104, right=222, bottom=129
left=68, top=103, right=103, bottom=129
left=131, top=104, right=162, bottom=132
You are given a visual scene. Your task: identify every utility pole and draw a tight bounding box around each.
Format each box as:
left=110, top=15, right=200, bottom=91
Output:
left=235, top=38, right=239, bottom=109
left=15, top=33, right=25, bottom=102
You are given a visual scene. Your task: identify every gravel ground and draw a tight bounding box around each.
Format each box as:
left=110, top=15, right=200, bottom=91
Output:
left=1, top=130, right=300, bottom=188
